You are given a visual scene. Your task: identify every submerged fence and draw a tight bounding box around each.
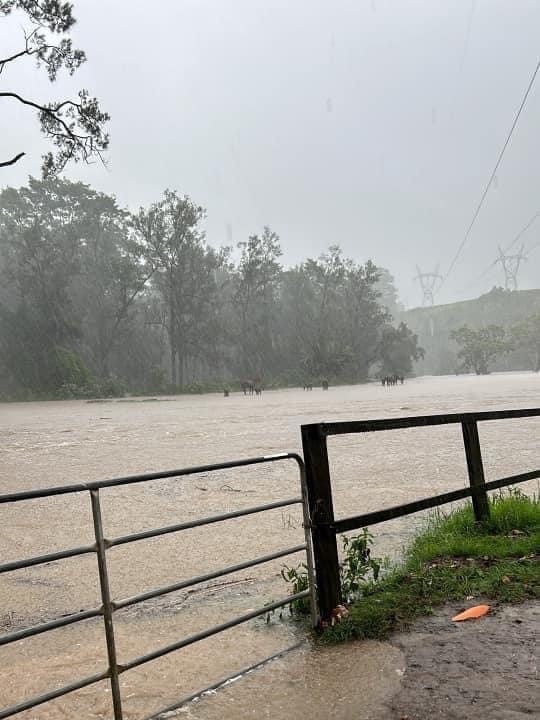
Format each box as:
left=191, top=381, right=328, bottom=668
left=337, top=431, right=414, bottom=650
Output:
left=0, top=453, right=316, bottom=720
left=301, top=408, right=540, bottom=621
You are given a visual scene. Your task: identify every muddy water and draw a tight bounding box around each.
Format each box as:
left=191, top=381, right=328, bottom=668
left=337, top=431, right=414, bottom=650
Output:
left=1, top=373, right=538, bottom=719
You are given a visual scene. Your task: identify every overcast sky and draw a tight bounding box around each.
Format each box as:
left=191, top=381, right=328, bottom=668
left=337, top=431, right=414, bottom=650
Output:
left=1, top=0, right=539, bottom=308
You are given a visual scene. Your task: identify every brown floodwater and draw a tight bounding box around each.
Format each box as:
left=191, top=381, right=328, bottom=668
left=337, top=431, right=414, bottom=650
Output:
left=1, top=373, right=538, bottom=719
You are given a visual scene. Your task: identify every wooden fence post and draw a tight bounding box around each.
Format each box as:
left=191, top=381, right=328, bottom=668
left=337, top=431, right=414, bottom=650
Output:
left=301, top=423, right=341, bottom=623
left=461, top=420, right=490, bottom=521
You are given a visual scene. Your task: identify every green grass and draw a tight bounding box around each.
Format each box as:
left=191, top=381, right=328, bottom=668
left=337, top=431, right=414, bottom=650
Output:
left=323, top=490, right=540, bottom=642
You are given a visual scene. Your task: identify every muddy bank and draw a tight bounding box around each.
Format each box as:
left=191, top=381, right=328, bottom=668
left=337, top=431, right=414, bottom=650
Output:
left=158, top=601, right=539, bottom=720
left=388, top=601, right=539, bottom=720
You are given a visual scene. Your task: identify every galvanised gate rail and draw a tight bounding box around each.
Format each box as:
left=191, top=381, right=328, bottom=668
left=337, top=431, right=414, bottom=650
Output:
left=0, top=452, right=316, bottom=720
left=301, top=408, right=540, bottom=621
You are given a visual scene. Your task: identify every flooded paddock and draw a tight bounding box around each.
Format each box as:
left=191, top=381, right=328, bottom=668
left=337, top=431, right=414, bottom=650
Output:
left=1, top=373, right=539, bottom=719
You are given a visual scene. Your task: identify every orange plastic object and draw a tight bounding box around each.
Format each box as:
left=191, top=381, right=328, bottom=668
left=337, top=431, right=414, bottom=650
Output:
left=452, top=604, right=490, bottom=622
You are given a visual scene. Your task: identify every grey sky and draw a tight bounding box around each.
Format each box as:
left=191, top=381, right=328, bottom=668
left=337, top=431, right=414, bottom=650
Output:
left=1, top=0, right=539, bottom=307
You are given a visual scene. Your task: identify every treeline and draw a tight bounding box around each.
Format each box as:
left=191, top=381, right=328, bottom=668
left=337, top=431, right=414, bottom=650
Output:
left=402, top=287, right=540, bottom=376
left=451, top=315, right=540, bottom=375
left=0, top=178, right=422, bottom=400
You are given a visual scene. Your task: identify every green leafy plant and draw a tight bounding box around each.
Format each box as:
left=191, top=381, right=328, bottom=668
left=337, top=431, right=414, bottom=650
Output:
left=340, top=529, right=381, bottom=603
left=280, top=563, right=311, bottom=615
left=281, top=529, right=383, bottom=616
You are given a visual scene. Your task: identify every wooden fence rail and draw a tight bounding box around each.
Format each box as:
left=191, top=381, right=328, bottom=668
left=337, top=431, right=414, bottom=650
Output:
left=301, top=408, right=540, bottom=622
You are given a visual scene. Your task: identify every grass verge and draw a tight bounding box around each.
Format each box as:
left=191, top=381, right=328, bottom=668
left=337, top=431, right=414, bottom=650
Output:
left=323, top=490, right=539, bottom=642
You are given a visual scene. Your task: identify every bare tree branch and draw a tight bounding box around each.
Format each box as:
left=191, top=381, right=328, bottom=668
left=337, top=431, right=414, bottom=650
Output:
left=1, top=90, right=109, bottom=175
left=0, top=91, right=80, bottom=116
left=1, top=91, right=73, bottom=133
left=0, top=152, right=25, bottom=167
left=0, top=48, right=29, bottom=72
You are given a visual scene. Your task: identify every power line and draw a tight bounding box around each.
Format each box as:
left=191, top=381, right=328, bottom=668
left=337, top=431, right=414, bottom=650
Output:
left=441, top=57, right=540, bottom=288
left=505, top=209, right=540, bottom=253
left=526, top=237, right=540, bottom=254
left=466, top=208, right=539, bottom=286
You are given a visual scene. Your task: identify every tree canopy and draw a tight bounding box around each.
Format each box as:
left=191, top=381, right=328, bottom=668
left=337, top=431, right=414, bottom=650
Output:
left=511, top=313, right=540, bottom=372
left=378, top=322, right=424, bottom=377
left=0, top=177, right=424, bottom=399
left=450, top=324, right=511, bottom=375
left=1, top=1, right=109, bottom=175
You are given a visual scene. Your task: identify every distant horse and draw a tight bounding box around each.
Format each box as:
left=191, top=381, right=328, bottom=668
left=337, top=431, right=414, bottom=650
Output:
left=242, top=377, right=263, bottom=396
left=382, top=374, right=403, bottom=387
left=322, top=379, right=329, bottom=391
left=303, top=382, right=313, bottom=391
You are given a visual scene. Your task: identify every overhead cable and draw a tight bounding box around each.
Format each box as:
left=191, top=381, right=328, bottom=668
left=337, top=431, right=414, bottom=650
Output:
left=442, top=58, right=540, bottom=288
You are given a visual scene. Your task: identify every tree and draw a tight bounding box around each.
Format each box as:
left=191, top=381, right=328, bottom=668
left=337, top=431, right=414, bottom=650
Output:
left=278, top=247, right=391, bottom=382
left=278, top=246, right=349, bottom=380
left=72, top=188, right=155, bottom=378
left=378, top=322, right=424, bottom=377
left=375, top=267, right=403, bottom=316
left=278, top=266, right=318, bottom=381
left=232, top=227, right=282, bottom=377
left=342, top=258, right=391, bottom=378
left=450, top=324, right=511, bottom=375
left=0, top=177, right=157, bottom=395
left=1, top=1, right=109, bottom=175
left=139, top=190, right=222, bottom=387
left=511, top=313, right=540, bottom=372
left=0, top=177, right=86, bottom=392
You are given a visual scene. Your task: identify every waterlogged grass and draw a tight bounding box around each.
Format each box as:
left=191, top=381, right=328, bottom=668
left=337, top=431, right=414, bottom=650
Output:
left=323, top=491, right=540, bottom=642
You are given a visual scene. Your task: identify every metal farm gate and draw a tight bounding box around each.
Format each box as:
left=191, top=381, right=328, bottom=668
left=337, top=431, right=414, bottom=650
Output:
left=0, top=453, right=316, bottom=720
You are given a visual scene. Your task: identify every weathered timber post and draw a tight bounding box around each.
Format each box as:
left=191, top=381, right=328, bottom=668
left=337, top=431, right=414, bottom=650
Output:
left=301, top=423, right=341, bottom=622
left=461, top=420, right=490, bottom=521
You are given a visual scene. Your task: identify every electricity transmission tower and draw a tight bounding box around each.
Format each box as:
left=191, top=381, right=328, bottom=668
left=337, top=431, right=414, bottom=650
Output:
left=414, top=264, right=443, bottom=306
left=496, top=245, right=527, bottom=290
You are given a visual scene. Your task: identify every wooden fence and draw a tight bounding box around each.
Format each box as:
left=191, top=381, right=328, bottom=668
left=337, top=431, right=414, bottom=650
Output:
left=301, top=408, right=540, bottom=621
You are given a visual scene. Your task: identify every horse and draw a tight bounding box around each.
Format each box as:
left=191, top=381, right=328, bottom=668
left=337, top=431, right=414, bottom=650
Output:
left=382, top=374, right=403, bottom=387
left=322, top=379, right=329, bottom=390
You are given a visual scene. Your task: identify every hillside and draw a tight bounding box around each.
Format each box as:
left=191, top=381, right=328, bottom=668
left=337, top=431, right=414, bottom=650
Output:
left=402, top=287, right=540, bottom=375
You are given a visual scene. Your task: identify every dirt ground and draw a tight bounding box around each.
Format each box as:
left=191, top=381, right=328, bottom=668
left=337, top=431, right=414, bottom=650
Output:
left=156, top=601, right=539, bottom=720
left=388, top=601, right=539, bottom=720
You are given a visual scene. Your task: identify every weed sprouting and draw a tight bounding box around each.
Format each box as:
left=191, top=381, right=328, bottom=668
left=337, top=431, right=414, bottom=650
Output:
left=281, top=529, right=384, bottom=616
left=280, top=563, right=311, bottom=615
left=340, top=529, right=382, bottom=603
